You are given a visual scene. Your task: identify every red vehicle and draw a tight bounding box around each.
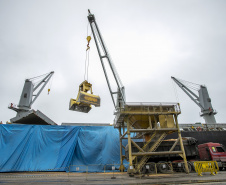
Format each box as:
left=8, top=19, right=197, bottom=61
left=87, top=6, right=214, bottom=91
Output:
left=198, top=142, right=226, bottom=170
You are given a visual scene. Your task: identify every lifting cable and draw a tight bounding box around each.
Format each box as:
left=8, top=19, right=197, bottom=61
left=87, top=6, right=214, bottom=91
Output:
left=84, top=23, right=91, bottom=81
left=27, top=72, right=54, bottom=95
left=28, top=72, right=49, bottom=81
left=176, top=78, right=201, bottom=91
left=48, top=77, right=53, bottom=95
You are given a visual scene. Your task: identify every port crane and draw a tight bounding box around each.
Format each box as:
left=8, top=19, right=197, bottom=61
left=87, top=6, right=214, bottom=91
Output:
left=87, top=9, right=126, bottom=112
left=171, top=76, right=217, bottom=124
left=8, top=71, right=56, bottom=125
left=82, top=10, right=189, bottom=174
left=69, top=10, right=125, bottom=114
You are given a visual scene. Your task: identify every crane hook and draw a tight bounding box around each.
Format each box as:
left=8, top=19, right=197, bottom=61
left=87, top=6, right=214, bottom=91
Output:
left=86, top=36, right=91, bottom=51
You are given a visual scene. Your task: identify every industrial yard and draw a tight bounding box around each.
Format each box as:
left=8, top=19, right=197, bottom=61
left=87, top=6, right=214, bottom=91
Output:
left=1, top=1, right=226, bottom=185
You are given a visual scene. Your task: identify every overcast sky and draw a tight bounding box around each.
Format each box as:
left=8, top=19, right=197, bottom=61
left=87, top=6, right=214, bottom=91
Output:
left=0, top=0, right=226, bottom=125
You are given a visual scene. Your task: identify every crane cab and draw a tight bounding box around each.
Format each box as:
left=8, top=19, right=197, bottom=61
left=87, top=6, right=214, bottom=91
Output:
left=69, top=80, right=100, bottom=113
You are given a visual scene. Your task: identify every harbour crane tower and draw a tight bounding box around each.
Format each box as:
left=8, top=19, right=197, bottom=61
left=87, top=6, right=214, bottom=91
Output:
left=8, top=71, right=56, bottom=125
left=171, top=77, right=217, bottom=124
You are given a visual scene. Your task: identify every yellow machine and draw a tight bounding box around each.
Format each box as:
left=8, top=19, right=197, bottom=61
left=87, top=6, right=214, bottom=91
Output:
left=69, top=80, right=100, bottom=113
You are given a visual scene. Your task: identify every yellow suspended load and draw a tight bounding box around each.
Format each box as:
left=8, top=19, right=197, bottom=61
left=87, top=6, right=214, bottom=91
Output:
left=69, top=80, right=100, bottom=113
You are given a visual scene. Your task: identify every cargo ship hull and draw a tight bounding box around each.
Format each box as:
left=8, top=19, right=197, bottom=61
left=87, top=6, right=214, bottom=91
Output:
left=166, top=131, right=226, bottom=147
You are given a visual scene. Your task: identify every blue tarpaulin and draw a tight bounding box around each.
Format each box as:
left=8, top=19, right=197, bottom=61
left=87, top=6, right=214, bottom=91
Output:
left=0, top=124, right=124, bottom=172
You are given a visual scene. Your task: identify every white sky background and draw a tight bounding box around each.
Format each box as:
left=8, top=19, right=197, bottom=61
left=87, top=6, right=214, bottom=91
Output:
left=0, top=0, right=225, bottom=125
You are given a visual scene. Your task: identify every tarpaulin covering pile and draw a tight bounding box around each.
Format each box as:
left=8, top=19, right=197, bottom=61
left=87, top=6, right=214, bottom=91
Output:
left=0, top=124, right=125, bottom=172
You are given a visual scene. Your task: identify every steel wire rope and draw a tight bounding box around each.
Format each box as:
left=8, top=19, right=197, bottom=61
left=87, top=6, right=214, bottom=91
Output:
left=178, top=80, right=200, bottom=90
left=176, top=78, right=201, bottom=91
left=181, top=81, right=200, bottom=91
left=29, top=72, right=54, bottom=90
left=28, top=72, right=49, bottom=81
left=86, top=49, right=90, bottom=81
left=181, top=82, right=199, bottom=91
left=48, top=74, right=54, bottom=94
left=84, top=22, right=91, bottom=81
left=84, top=50, right=88, bottom=81
left=177, top=77, right=201, bottom=86
left=33, top=77, right=46, bottom=87
left=86, top=24, right=95, bottom=82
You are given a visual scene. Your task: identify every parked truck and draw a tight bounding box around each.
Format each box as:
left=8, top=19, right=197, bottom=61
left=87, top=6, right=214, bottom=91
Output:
left=125, top=138, right=226, bottom=173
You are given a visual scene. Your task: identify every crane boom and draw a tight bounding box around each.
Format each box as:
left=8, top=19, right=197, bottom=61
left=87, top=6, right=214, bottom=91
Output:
left=87, top=10, right=125, bottom=111
left=171, top=76, right=217, bottom=124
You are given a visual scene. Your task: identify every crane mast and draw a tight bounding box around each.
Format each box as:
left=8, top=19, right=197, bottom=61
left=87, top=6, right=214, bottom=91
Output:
left=171, top=76, right=217, bottom=124
left=87, top=10, right=125, bottom=112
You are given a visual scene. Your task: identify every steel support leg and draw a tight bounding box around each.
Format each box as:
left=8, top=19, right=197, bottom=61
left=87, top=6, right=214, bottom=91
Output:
left=175, top=115, right=189, bottom=174
left=127, top=117, right=135, bottom=174
left=119, top=126, right=125, bottom=172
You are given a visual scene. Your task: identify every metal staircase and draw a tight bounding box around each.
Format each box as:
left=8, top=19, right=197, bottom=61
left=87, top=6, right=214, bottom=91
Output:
left=135, top=132, right=167, bottom=173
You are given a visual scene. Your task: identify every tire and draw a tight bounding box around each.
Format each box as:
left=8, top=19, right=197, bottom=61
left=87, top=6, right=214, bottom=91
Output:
left=183, top=162, right=192, bottom=173
left=190, top=161, right=195, bottom=171
left=172, top=163, right=180, bottom=172
left=157, top=162, right=169, bottom=173
left=147, top=163, right=156, bottom=173
left=141, top=165, right=147, bottom=174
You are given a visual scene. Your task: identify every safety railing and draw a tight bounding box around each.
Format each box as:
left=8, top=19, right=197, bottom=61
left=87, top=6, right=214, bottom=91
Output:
left=123, top=102, right=181, bottom=114
left=194, top=161, right=219, bottom=176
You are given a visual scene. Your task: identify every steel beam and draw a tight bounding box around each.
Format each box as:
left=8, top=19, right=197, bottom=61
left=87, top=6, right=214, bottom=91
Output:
left=130, top=128, right=178, bottom=132
left=175, top=114, right=189, bottom=173
left=120, top=131, right=128, bottom=140
left=131, top=139, right=145, bottom=153
left=132, top=151, right=183, bottom=156
left=169, top=138, right=180, bottom=152
left=120, top=111, right=180, bottom=115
